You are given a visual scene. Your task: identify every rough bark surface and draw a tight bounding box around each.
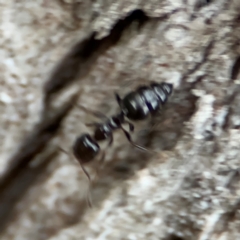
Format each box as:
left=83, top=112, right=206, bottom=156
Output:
left=0, top=0, right=240, bottom=240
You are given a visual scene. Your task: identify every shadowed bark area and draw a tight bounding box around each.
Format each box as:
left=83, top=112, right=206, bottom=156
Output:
left=0, top=94, right=78, bottom=233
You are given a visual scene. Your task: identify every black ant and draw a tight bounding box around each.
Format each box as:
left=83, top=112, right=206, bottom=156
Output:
left=67, top=81, right=173, bottom=206
left=72, top=81, right=173, bottom=182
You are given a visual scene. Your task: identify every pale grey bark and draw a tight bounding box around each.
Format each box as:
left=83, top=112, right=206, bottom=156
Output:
left=0, top=0, right=240, bottom=240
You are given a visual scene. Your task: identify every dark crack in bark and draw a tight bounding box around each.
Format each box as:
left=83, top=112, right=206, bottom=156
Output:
left=181, top=39, right=215, bottom=82
left=0, top=93, right=78, bottom=233
left=43, top=8, right=184, bottom=104
left=230, top=55, right=240, bottom=80
left=0, top=150, right=59, bottom=234
left=43, top=9, right=149, bottom=103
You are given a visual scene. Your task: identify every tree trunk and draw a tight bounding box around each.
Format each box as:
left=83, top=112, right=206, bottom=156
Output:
left=0, top=1, right=240, bottom=240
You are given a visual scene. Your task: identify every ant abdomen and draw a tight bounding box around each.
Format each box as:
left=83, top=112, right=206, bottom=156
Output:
left=151, top=82, right=173, bottom=104
left=121, top=90, right=153, bottom=120
left=72, top=133, right=100, bottom=164
left=117, top=82, right=173, bottom=121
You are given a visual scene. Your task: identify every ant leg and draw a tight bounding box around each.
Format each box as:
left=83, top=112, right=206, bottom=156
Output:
left=95, top=150, right=106, bottom=178
left=80, top=163, right=93, bottom=208
left=149, top=112, right=163, bottom=131
left=58, top=147, right=92, bottom=207
left=58, top=147, right=91, bottom=182
left=96, top=135, right=111, bottom=178
left=58, top=146, right=69, bottom=155
left=115, top=93, right=122, bottom=106
left=86, top=191, right=92, bottom=208
left=79, top=162, right=91, bottom=182
left=108, top=133, right=114, bottom=146
left=86, top=171, right=93, bottom=208
left=85, top=122, right=101, bottom=127
left=99, top=150, right=105, bottom=165
left=78, top=163, right=93, bottom=207
left=124, top=120, right=134, bottom=132
left=76, top=104, right=108, bottom=120
left=119, top=126, right=151, bottom=152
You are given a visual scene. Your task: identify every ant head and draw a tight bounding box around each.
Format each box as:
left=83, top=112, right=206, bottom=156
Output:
left=73, top=133, right=100, bottom=164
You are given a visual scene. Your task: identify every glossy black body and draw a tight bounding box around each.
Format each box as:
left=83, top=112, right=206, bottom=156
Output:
left=118, top=82, right=173, bottom=121
left=73, top=133, right=100, bottom=164
left=93, top=112, right=125, bottom=142
left=72, top=112, right=133, bottom=168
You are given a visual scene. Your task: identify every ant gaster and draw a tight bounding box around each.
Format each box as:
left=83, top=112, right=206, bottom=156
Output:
left=115, top=82, right=173, bottom=121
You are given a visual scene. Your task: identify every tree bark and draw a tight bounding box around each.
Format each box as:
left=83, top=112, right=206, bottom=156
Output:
left=0, top=0, right=240, bottom=240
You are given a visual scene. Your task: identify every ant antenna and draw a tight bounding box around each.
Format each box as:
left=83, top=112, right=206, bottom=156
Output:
left=76, top=103, right=108, bottom=120
left=119, top=126, right=153, bottom=153
left=58, top=146, right=93, bottom=207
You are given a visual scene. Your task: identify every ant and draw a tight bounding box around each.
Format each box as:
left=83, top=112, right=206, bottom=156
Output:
left=69, top=81, right=173, bottom=206
left=72, top=81, right=173, bottom=182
